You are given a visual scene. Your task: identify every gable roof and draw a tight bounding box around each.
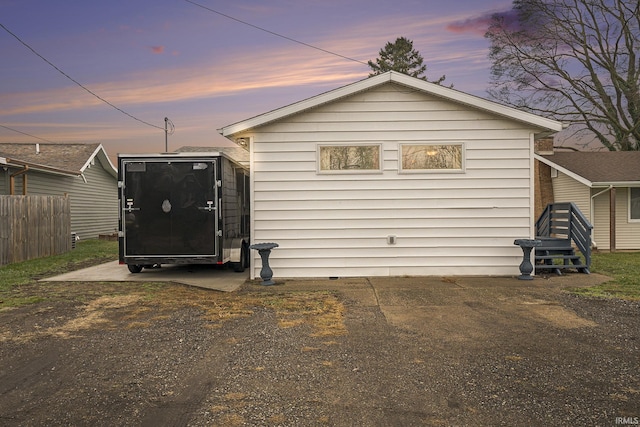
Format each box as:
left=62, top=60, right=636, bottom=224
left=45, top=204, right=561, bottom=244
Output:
left=219, top=71, right=564, bottom=138
left=536, top=151, right=640, bottom=187
left=0, top=143, right=117, bottom=178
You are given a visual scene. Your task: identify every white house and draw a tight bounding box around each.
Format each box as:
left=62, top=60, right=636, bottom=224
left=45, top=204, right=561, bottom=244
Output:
left=220, top=72, right=563, bottom=278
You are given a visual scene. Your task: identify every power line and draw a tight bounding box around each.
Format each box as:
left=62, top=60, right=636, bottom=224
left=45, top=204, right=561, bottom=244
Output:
left=184, top=0, right=369, bottom=67
left=0, top=22, right=164, bottom=131
left=0, top=124, right=57, bottom=143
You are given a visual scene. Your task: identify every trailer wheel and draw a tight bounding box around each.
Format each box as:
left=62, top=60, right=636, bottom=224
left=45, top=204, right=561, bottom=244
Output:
left=233, top=244, right=248, bottom=273
left=127, top=264, right=143, bottom=274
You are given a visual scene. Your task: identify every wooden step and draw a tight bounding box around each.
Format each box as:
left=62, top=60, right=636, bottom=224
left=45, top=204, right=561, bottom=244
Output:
left=535, top=237, right=571, bottom=248
left=535, top=255, right=581, bottom=260
left=536, top=246, right=574, bottom=253
left=537, top=265, right=588, bottom=271
left=535, top=246, right=589, bottom=274
left=536, top=265, right=590, bottom=275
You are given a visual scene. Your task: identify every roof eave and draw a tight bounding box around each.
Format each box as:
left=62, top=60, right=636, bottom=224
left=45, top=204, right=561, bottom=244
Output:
left=0, top=157, right=81, bottom=177
left=534, top=154, right=593, bottom=187
left=592, top=181, right=640, bottom=187
left=388, top=72, right=564, bottom=132
left=219, top=71, right=563, bottom=138
left=220, top=73, right=392, bottom=137
left=81, top=144, right=117, bottom=178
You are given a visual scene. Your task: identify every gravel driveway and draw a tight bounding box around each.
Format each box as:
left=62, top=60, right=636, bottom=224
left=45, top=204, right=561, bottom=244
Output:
left=0, top=273, right=638, bottom=426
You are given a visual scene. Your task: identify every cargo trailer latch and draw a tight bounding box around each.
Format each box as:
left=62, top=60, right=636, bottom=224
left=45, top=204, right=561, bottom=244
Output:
left=125, top=199, right=139, bottom=213
left=199, top=201, right=216, bottom=212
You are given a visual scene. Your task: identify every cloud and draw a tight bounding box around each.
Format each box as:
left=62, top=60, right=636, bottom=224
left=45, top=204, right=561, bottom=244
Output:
left=0, top=43, right=365, bottom=117
left=0, top=5, right=501, bottom=152
left=446, top=13, right=494, bottom=36
left=0, top=8, right=495, bottom=123
left=448, top=8, right=526, bottom=37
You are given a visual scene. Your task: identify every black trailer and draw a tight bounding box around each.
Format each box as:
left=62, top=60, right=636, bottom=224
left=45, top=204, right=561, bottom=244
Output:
left=117, top=152, right=249, bottom=273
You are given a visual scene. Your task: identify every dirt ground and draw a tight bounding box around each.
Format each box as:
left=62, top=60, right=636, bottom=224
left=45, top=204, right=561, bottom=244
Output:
left=0, top=272, right=639, bottom=426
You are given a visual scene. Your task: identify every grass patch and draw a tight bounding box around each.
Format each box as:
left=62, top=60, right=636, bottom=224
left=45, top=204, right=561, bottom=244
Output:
left=146, top=287, right=347, bottom=337
left=259, top=291, right=347, bottom=336
left=0, top=239, right=118, bottom=307
left=570, top=252, right=640, bottom=300
left=0, top=240, right=347, bottom=338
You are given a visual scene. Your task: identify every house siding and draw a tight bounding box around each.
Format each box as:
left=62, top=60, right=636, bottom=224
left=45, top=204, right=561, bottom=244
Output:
left=4, top=158, right=117, bottom=240
left=592, top=187, right=640, bottom=250
left=242, top=83, right=539, bottom=278
left=69, top=160, right=118, bottom=239
left=550, top=171, right=591, bottom=220
left=0, top=169, right=7, bottom=194
left=620, top=188, right=640, bottom=249
left=549, top=170, right=640, bottom=250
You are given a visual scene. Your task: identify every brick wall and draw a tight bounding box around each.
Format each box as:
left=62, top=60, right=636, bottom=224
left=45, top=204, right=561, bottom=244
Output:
left=534, top=138, right=554, bottom=219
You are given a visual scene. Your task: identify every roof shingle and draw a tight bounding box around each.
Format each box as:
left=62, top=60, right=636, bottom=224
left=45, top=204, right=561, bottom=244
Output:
left=0, top=142, right=101, bottom=174
left=541, top=151, right=640, bottom=183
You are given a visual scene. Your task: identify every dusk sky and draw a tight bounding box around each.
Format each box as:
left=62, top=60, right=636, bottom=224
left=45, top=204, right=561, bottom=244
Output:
left=1, top=0, right=513, bottom=161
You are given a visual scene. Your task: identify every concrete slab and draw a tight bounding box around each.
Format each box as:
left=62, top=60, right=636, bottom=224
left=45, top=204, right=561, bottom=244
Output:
left=41, top=261, right=248, bottom=292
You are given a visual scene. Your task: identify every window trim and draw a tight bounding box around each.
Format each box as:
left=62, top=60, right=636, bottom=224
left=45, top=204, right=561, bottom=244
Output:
left=629, top=187, right=640, bottom=222
left=316, top=143, right=383, bottom=174
left=398, top=142, right=466, bottom=174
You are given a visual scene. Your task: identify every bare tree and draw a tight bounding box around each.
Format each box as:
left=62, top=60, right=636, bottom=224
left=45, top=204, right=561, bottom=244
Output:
left=486, top=0, right=640, bottom=151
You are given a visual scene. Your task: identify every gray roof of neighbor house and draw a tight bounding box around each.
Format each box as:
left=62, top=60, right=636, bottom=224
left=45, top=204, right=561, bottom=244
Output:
left=538, top=151, right=640, bottom=185
left=0, top=142, right=117, bottom=177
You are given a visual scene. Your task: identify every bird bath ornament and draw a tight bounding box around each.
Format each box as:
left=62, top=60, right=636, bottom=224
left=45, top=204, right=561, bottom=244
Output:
left=514, top=239, right=541, bottom=280
left=249, top=242, right=279, bottom=285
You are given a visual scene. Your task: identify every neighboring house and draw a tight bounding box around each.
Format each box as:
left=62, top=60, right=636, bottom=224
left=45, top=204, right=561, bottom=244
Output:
left=536, top=151, right=640, bottom=251
left=0, top=143, right=118, bottom=240
left=220, top=71, right=562, bottom=278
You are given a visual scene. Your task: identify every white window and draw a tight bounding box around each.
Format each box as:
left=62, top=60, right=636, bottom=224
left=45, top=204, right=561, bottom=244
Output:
left=630, top=187, right=640, bottom=221
left=399, top=143, right=464, bottom=173
left=317, top=144, right=382, bottom=174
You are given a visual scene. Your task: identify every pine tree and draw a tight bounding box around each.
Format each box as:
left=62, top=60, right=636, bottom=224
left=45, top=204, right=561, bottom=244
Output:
left=368, top=37, right=446, bottom=84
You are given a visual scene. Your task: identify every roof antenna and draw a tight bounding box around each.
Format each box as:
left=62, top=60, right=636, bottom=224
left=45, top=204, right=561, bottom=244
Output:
left=164, top=117, right=175, bottom=153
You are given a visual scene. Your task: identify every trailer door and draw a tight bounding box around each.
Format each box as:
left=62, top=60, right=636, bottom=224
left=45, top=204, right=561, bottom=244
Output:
left=122, top=159, right=218, bottom=257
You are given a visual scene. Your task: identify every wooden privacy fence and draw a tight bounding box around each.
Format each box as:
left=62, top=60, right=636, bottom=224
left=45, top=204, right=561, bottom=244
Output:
left=0, top=195, right=71, bottom=266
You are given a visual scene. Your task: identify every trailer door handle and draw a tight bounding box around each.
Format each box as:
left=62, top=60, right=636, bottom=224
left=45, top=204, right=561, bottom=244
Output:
left=124, top=200, right=139, bottom=213
left=198, top=201, right=216, bottom=212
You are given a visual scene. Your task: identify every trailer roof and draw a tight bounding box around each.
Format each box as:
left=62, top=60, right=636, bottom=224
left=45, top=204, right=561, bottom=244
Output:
left=118, top=152, right=227, bottom=157
left=120, top=146, right=248, bottom=163
left=117, top=151, right=248, bottom=168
